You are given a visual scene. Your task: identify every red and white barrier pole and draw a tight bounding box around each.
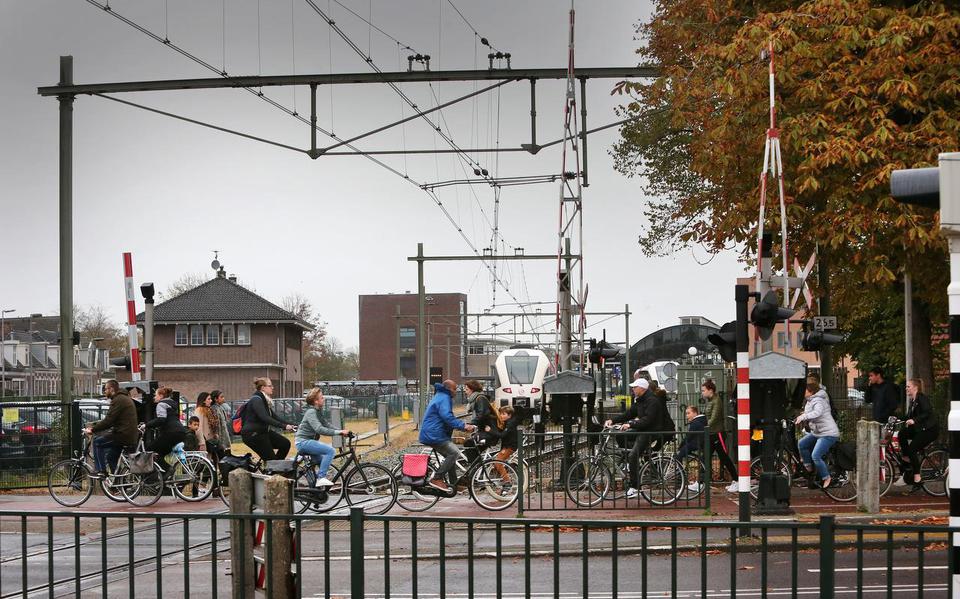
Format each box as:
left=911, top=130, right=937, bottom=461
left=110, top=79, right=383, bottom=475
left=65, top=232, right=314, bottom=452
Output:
left=122, top=252, right=141, bottom=381
left=735, top=284, right=751, bottom=532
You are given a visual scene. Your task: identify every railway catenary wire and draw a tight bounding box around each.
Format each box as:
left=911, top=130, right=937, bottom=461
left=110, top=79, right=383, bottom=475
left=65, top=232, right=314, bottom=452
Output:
left=83, top=0, right=549, bottom=341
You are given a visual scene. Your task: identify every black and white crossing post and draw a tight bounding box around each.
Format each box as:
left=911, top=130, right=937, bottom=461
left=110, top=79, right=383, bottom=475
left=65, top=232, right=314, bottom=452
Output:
left=891, top=153, right=960, bottom=593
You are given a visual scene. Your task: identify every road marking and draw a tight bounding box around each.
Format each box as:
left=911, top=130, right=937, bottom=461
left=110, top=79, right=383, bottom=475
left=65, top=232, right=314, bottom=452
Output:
left=809, top=565, right=947, bottom=573
left=304, top=586, right=949, bottom=599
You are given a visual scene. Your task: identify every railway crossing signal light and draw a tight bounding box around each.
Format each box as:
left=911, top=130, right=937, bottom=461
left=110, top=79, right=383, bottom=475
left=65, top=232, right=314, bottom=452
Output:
left=707, top=321, right=737, bottom=363
left=588, top=339, right=621, bottom=365
left=751, top=290, right=796, bottom=340
left=801, top=330, right=845, bottom=352
left=110, top=356, right=131, bottom=370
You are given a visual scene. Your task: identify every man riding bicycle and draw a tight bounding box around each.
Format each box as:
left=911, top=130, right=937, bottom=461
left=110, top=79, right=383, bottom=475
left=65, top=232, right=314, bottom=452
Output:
left=85, top=380, right=139, bottom=477
left=418, top=379, right=476, bottom=492
left=604, top=378, right=666, bottom=498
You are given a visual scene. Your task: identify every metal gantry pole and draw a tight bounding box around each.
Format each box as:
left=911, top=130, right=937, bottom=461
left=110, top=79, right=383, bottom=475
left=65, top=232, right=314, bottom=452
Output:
left=58, top=56, right=75, bottom=409
left=417, top=243, right=427, bottom=423
left=735, top=284, right=752, bottom=534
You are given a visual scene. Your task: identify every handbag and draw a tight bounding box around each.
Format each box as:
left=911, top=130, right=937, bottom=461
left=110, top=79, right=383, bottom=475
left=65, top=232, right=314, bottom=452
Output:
left=400, top=453, right=429, bottom=486
left=128, top=451, right=156, bottom=475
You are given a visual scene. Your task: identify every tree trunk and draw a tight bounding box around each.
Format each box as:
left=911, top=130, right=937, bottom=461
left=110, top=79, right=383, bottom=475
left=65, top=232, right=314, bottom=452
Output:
left=911, top=297, right=935, bottom=396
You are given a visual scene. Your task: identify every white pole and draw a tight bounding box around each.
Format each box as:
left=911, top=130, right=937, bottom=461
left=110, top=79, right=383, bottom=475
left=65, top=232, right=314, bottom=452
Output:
left=904, top=273, right=914, bottom=381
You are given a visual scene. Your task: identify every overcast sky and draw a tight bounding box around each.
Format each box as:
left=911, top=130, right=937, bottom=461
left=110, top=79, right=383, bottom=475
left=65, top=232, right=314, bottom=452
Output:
left=0, top=0, right=748, bottom=349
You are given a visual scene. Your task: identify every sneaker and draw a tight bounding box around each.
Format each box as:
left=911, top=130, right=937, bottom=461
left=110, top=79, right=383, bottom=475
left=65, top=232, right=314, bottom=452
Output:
left=687, top=482, right=703, bottom=493
left=314, top=477, right=334, bottom=488
left=428, top=479, right=450, bottom=492
left=726, top=482, right=739, bottom=493
left=625, top=487, right=638, bottom=498
left=892, top=476, right=908, bottom=487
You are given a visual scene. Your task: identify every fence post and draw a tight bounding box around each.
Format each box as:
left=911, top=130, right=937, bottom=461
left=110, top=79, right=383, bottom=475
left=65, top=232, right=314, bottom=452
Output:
left=819, top=515, right=835, bottom=599
left=330, top=405, right=343, bottom=449
left=378, top=400, right=389, bottom=444
left=229, top=469, right=255, bottom=599
left=856, top=419, right=880, bottom=513
left=517, top=428, right=525, bottom=516
left=704, top=428, right=712, bottom=511
left=350, top=507, right=365, bottom=599
left=264, top=475, right=294, bottom=599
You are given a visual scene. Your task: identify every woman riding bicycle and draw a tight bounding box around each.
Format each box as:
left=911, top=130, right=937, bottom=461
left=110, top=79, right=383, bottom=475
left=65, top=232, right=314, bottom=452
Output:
left=462, top=380, right=500, bottom=464
left=899, top=378, right=939, bottom=489
left=795, top=382, right=840, bottom=489
left=296, top=388, right=352, bottom=487
left=240, top=377, right=296, bottom=461
left=144, top=386, right=186, bottom=477
left=418, top=379, right=476, bottom=492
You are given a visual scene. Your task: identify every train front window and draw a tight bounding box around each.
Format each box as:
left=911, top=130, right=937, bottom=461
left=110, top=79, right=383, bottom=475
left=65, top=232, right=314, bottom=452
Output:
left=505, top=354, right=539, bottom=384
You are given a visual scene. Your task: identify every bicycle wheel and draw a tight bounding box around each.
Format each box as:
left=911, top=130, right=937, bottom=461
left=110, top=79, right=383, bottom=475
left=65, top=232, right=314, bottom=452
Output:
left=469, top=459, right=519, bottom=511
left=604, top=452, right=630, bottom=500
left=344, top=463, right=397, bottom=514
left=100, top=461, right=130, bottom=503
left=48, top=460, right=93, bottom=507
left=564, top=457, right=610, bottom=507
left=295, top=463, right=344, bottom=513
left=680, top=455, right=706, bottom=501
left=921, top=449, right=948, bottom=497
left=170, top=455, right=216, bottom=502
left=123, top=468, right=166, bottom=507
left=638, top=455, right=684, bottom=506
left=748, top=456, right=791, bottom=500
left=392, top=462, right=440, bottom=512
left=879, top=458, right=895, bottom=497
left=822, top=468, right=858, bottom=502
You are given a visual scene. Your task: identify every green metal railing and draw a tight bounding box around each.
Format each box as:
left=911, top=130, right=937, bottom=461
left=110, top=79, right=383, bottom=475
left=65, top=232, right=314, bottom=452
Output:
left=0, top=509, right=950, bottom=598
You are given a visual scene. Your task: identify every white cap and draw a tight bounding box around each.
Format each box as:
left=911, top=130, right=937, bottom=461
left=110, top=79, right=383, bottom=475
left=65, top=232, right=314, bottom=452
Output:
left=628, top=378, right=649, bottom=390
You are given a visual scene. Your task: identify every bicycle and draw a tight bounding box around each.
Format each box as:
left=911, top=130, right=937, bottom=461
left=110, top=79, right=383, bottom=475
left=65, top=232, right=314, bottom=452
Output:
left=290, top=433, right=397, bottom=515
left=394, top=433, right=520, bottom=512
left=563, top=426, right=685, bottom=507
left=879, top=417, right=947, bottom=497
left=48, top=433, right=131, bottom=507
left=161, top=442, right=217, bottom=502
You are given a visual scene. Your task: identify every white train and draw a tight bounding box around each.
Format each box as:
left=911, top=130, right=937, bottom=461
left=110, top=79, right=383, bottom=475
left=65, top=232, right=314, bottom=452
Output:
left=492, top=346, right=553, bottom=411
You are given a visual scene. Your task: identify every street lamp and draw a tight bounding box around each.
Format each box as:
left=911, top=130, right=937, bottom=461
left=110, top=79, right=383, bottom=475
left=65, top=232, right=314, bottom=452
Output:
left=1, top=309, right=15, bottom=399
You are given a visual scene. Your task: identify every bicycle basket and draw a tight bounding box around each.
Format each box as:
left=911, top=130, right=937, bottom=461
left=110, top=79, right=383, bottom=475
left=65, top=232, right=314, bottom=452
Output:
left=128, top=451, right=156, bottom=475
left=401, top=453, right=429, bottom=486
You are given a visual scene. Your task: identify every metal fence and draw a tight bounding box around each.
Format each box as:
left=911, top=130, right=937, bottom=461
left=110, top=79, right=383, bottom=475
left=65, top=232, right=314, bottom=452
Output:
left=0, top=509, right=949, bottom=598
left=0, top=400, right=71, bottom=489
left=517, top=429, right=719, bottom=511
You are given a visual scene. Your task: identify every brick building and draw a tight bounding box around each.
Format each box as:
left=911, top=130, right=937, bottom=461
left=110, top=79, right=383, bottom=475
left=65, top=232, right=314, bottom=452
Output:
left=358, top=293, right=467, bottom=382
left=137, top=272, right=310, bottom=401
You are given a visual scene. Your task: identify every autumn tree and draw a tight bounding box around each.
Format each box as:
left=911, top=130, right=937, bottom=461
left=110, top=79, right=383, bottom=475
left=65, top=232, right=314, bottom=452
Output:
left=74, top=304, right=126, bottom=354
left=160, top=273, right=208, bottom=300
left=614, top=0, right=960, bottom=390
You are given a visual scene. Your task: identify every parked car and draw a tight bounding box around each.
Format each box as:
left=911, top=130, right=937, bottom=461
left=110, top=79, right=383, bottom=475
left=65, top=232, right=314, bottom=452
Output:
left=846, top=388, right=865, bottom=407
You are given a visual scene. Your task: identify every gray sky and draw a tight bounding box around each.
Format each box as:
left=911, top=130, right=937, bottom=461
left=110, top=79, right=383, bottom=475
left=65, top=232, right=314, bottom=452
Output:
left=0, top=0, right=747, bottom=349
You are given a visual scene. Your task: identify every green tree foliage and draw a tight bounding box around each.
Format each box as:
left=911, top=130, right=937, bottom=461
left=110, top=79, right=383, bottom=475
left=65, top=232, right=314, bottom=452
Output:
left=614, top=0, right=960, bottom=384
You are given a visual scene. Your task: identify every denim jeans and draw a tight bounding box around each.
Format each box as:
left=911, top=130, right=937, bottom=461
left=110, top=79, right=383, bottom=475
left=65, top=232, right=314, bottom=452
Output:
left=295, top=439, right=336, bottom=478
left=430, top=441, right=463, bottom=485
left=798, top=433, right=838, bottom=480
left=93, top=435, right=121, bottom=473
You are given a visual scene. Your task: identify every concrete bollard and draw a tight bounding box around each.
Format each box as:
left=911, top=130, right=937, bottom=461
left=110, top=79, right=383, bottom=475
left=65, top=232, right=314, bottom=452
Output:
left=229, top=468, right=255, bottom=598
left=378, top=400, right=389, bottom=443
left=263, top=475, right=294, bottom=599
left=856, top=419, right=881, bottom=513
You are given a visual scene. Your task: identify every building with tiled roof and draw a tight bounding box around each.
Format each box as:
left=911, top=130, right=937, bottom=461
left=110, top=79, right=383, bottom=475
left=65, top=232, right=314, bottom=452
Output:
left=134, top=270, right=311, bottom=401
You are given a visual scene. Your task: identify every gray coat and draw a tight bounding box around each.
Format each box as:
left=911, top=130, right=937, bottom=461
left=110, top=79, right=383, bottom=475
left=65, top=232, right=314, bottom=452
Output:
left=296, top=406, right=339, bottom=443
left=798, top=389, right=840, bottom=438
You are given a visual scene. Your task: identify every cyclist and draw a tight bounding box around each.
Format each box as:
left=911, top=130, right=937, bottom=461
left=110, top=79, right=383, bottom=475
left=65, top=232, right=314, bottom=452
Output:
left=898, top=378, right=939, bottom=489
left=296, top=388, right=352, bottom=487
left=795, top=382, right=840, bottom=488
left=144, top=386, right=186, bottom=477
left=85, top=380, right=139, bottom=476
left=604, top=378, right=665, bottom=498
left=241, top=377, right=296, bottom=461
left=462, top=379, right=500, bottom=464
left=419, top=379, right=476, bottom=492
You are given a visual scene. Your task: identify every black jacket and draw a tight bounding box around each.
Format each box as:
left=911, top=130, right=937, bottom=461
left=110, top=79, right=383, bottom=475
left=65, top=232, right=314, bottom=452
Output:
left=240, top=392, right=290, bottom=435
left=471, top=393, right=498, bottom=429
left=906, top=392, right=938, bottom=432
left=612, top=390, right=665, bottom=432
left=145, top=397, right=185, bottom=435
left=675, top=414, right=707, bottom=456
left=489, top=415, right=520, bottom=450
left=866, top=380, right=900, bottom=423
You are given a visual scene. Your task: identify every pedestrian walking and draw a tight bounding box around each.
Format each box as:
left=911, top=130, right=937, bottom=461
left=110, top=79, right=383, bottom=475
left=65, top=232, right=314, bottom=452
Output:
left=183, top=416, right=204, bottom=452
left=795, top=382, right=841, bottom=488
left=210, top=390, right=233, bottom=447
left=240, top=377, right=296, bottom=461
left=702, top=379, right=739, bottom=492
left=898, top=378, right=939, bottom=489
left=195, top=392, right=222, bottom=458
left=864, top=367, right=900, bottom=423
left=296, top=388, right=352, bottom=487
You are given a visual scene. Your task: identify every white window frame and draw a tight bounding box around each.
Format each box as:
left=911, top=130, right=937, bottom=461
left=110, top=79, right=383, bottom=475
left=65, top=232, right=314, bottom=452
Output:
left=190, top=325, right=204, bottom=346
left=175, top=325, right=188, bottom=346
left=206, top=325, right=221, bottom=346
left=222, top=324, right=235, bottom=345
left=237, top=324, right=252, bottom=346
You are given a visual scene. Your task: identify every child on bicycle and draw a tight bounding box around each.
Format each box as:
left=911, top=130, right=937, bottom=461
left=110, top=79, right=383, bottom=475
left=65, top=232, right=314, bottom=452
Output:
left=296, top=388, right=352, bottom=487
left=487, top=405, right=519, bottom=479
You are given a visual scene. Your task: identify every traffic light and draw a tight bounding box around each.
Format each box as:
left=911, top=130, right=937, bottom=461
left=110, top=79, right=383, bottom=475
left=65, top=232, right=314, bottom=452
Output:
left=588, top=339, right=621, bottom=365
left=751, top=290, right=796, bottom=340
left=800, top=330, right=845, bottom=352
left=707, top=321, right=737, bottom=363
left=110, top=356, right=131, bottom=370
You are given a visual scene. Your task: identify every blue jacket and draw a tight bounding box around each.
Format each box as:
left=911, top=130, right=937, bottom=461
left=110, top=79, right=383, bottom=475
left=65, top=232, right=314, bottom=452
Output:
left=418, top=383, right=466, bottom=445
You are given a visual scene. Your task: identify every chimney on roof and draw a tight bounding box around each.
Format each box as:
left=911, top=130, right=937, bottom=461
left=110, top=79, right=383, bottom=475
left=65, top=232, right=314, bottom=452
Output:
left=228, top=274, right=237, bottom=283
left=216, top=266, right=226, bottom=279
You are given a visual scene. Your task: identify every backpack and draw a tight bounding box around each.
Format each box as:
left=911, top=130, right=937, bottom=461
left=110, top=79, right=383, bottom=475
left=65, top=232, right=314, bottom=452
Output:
left=231, top=402, right=247, bottom=434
